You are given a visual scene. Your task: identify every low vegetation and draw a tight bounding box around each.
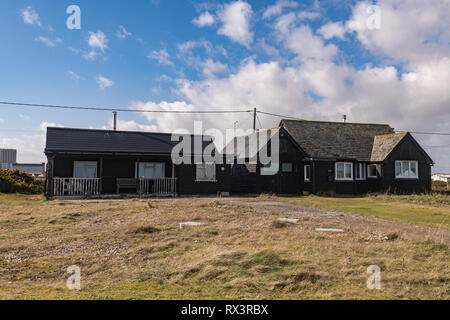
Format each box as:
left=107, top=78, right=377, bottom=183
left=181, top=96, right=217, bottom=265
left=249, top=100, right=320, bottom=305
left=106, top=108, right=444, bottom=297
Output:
left=0, top=170, right=44, bottom=194
left=273, top=193, right=450, bottom=230
left=0, top=194, right=448, bottom=299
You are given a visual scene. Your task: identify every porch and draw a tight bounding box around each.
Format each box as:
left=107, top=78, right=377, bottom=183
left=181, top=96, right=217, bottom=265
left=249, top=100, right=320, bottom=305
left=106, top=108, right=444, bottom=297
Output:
left=51, top=177, right=178, bottom=198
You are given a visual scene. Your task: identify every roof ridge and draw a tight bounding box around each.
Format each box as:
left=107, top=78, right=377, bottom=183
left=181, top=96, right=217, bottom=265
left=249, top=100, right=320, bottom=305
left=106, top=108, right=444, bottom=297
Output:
left=282, top=119, right=391, bottom=126
left=233, top=126, right=281, bottom=138
left=375, top=132, right=408, bottom=138
left=46, top=126, right=208, bottom=137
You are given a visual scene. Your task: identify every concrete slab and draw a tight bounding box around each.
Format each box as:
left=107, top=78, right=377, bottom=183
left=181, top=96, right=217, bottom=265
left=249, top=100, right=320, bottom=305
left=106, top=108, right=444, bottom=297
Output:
left=315, top=228, right=345, bottom=233
left=278, top=218, right=299, bottom=224
left=179, top=222, right=207, bottom=229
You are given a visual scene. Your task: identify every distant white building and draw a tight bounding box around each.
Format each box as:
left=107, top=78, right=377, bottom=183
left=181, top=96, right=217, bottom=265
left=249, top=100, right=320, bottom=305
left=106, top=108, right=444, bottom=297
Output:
left=0, top=148, right=45, bottom=177
left=431, top=173, right=450, bottom=182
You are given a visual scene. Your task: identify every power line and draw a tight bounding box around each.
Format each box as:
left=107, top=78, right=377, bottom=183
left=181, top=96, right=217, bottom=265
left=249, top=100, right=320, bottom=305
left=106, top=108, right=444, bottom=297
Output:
left=408, top=131, right=450, bottom=136
left=0, top=101, right=252, bottom=114
left=1, top=100, right=449, bottom=136
left=257, top=110, right=303, bottom=120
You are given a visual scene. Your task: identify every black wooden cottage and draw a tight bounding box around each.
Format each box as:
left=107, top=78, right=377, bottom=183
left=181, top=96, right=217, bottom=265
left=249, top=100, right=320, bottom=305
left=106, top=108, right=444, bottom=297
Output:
left=44, top=127, right=231, bottom=199
left=230, top=119, right=434, bottom=195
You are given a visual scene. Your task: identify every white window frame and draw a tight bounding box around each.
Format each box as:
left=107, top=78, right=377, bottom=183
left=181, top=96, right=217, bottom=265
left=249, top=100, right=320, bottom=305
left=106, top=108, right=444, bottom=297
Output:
left=73, top=161, right=97, bottom=178
left=304, top=165, right=311, bottom=182
left=335, top=162, right=353, bottom=181
left=196, top=163, right=216, bottom=182
left=355, top=163, right=366, bottom=180
left=395, top=160, right=419, bottom=179
left=136, top=162, right=165, bottom=179
left=367, top=164, right=378, bottom=178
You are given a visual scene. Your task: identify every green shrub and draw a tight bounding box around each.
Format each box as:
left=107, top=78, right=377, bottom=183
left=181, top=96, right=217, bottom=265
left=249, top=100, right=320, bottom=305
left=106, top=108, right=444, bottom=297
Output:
left=0, top=169, right=44, bottom=194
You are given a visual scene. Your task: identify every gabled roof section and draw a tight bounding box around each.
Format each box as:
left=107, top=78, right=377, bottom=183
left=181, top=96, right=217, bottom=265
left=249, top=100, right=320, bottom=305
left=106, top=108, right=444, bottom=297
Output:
left=281, top=119, right=394, bottom=161
left=45, top=127, right=214, bottom=155
left=370, top=132, right=408, bottom=162
left=223, top=127, right=280, bottom=160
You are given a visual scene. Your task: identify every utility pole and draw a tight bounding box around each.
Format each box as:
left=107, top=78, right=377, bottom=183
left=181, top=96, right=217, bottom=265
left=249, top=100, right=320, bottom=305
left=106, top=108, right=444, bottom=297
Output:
left=253, top=107, right=257, bottom=132
left=113, top=111, right=117, bottom=130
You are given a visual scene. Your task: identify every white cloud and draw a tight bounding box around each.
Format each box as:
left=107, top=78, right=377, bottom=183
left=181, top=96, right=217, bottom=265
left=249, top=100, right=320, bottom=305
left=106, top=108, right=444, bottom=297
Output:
left=263, top=0, right=299, bottom=19
left=200, top=59, right=228, bottom=77
left=101, top=118, right=157, bottom=132
left=116, top=25, right=132, bottom=39
left=346, top=0, right=450, bottom=66
left=318, top=21, right=346, bottom=40
left=35, top=36, right=62, bottom=47
left=0, top=117, right=4, bottom=124
left=96, top=75, right=114, bottom=90
left=87, top=30, right=108, bottom=52
left=278, top=24, right=338, bottom=62
left=129, top=101, right=198, bottom=134
left=83, top=51, right=99, bottom=61
left=217, top=1, right=254, bottom=47
left=193, top=11, right=215, bottom=27
left=19, top=114, right=31, bottom=121
left=148, top=49, right=173, bottom=66
left=297, top=11, right=320, bottom=21
left=21, top=6, right=41, bottom=27
left=68, top=71, right=80, bottom=80
left=0, top=122, right=63, bottom=163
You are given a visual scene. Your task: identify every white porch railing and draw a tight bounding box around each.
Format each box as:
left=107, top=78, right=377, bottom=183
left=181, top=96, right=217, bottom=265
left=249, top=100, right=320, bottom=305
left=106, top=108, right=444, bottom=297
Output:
left=139, top=178, right=177, bottom=195
left=52, top=178, right=100, bottom=197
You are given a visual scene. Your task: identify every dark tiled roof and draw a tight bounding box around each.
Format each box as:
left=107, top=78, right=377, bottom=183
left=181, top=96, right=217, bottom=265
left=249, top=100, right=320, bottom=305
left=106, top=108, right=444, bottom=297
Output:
left=45, top=127, right=214, bottom=155
left=370, top=132, right=407, bottom=161
left=281, top=119, right=394, bottom=161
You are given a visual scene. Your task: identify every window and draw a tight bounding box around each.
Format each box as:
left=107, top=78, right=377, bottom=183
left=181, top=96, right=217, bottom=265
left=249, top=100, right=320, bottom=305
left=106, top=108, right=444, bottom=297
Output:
left=73, top=161, right=97, bottom=178
left=137, top=162, right=164, bottom=179
left=395, top=161, right=418, bottom=179
left=335, top=162, right=353, bottom=181
left=196, top=163, right=216, bottom=181
left=368, top=164, right=378, bottom=178
left=282, top=162, right=293, bottom=173
left=304, top=165, right=311, bottom=182
left=356, top=163, right=366, bottom=180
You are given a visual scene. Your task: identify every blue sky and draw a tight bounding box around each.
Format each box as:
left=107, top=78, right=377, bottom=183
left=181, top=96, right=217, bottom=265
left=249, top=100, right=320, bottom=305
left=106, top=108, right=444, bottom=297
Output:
left=0, top=0, right=449, bottom=172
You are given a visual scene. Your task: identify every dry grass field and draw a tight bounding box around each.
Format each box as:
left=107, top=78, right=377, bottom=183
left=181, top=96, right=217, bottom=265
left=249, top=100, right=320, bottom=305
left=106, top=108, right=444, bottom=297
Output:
left=0, top=193, right=448, bottom=299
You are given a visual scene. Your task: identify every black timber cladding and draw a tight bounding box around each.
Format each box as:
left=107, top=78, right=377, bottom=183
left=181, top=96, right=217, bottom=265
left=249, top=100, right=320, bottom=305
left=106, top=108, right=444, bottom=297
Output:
left=45, top=127, right=214, bottom=155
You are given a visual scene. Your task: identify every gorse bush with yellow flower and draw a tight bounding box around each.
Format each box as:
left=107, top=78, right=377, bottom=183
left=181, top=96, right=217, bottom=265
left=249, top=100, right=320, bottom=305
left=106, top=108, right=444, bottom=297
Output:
left=0, top=169, right=44, bottom=194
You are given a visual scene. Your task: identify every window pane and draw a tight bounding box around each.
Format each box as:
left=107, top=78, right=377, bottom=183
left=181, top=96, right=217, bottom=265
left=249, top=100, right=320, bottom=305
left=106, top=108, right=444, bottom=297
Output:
left=74, top=162, right=97, bottom=178
left=345, top=164, right=352, bottom=178
left=369, top=165, right=377, bottom=177
left=155, top=163, right=164, bottom=178
left=401, top=162, right=409, bottom=176
left=74, top=163, right=84, bottom=177
left=206, top=164, right=215, bottom=180
left=282, top=163, right=293, bottom=172
left=395, top=162, right=402, bottom=177
left=336, top=163, right=344, bottom=179
left=85, top=166, right=96, bottom=178
left=410, top=162, right=417, bottom=176
left=196, top=164, right=205, bottom=180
